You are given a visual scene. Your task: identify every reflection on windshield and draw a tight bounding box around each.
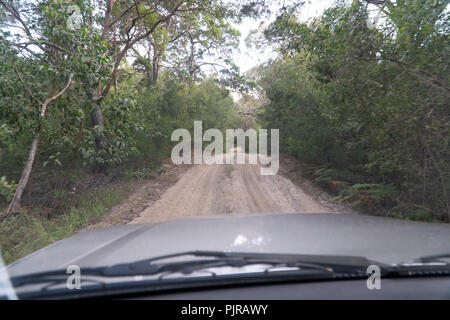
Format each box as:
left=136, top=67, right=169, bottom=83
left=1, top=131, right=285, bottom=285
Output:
left=231, top=235, right=271, bottom=250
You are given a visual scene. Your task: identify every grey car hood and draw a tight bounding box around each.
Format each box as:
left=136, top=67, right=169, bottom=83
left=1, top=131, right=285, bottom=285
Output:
left=6, top=213, right=450, bottom=277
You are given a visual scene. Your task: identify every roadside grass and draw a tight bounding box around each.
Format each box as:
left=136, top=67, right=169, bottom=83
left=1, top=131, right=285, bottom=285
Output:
left=284, top=156, right=445, bottom=223
left=0, top=183, right=134, bottom=265
left=0, top=141, right=172, bottom=265
left=390, top=209, right=440, bottom=223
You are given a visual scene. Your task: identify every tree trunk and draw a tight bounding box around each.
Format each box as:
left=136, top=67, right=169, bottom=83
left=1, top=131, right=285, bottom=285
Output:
left=6, top=136, right=39, bottom=214
left=84, top=0, right=115, bottom=171
left=90, top=102, right=106, bottom=151
left=146, top=65, right=153, bottom=89
left=89, top=87, right=107, bottom=172
left=188, top=34, right=196, bottom=79
left=152, top=51, right=160, bottom=86
left=3, top=74, right=73, bottom=216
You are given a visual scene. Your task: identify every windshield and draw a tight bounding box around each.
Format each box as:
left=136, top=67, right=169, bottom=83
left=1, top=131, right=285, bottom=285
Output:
left=0, top=0, right=449, bottom=300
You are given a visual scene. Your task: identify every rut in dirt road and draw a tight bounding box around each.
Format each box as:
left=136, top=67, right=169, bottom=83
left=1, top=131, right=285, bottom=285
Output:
left=131, top=152, right=331, bottom=224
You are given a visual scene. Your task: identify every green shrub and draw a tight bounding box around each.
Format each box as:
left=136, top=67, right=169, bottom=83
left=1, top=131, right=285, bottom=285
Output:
left=0, top=176, right=17, bottom=205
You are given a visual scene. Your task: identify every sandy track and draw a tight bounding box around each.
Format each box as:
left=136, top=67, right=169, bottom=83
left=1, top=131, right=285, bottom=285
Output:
left=131, top=152, right=331, bottom=224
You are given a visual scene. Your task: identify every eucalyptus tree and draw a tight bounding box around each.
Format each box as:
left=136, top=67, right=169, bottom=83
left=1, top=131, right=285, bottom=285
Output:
left=0, top=0, right=106, bottom=214
left=0, top=0, right=245, bottom=214
left=72, top=0, right=246, bottom=161
left=166, top=4, right=240, bottom=82
left=124, top=0, right=243, bottom=89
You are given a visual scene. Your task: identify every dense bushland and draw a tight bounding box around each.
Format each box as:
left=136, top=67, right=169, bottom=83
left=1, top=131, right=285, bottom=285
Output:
left=257, top=0, right=449, bottom=221
left=0, top=0, right=244, bottom=211
left=0, top=0, right=246, bottom=262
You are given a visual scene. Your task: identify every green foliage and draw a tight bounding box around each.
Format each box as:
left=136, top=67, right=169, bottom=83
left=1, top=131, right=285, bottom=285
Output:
left=391, top=209, right=438, bottom=223
left=81, top=95, right=145, bottom=166
left=126, top=167, right=165, bottom=180
left=259, top=0, right=449, bottom=219
left=0, top=0, right=245, bottom=264
left=0, top=0, right=241, bottom=183
left=313, top=167, right=346, bottom=184
left=0, top=184, right=130, bottom=264
left=0, top=176, right=17, bottom=205
left=137, top=77, right=239, bottom=136
left=332, top=183, right=397, bottom=209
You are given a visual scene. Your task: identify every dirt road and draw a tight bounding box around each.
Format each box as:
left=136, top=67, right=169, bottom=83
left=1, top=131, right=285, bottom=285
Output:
left=131, top=151, right=332, bottom=224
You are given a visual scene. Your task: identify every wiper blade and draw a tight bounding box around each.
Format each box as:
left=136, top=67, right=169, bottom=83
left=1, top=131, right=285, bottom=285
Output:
left=10, top=268, right=106, bottom=288
left=388, top=253, right=450, bottom=277
left=102, top=250, right=337, bottom=277
left=10, top=251, right=380, bottom=289
left=408, top=253, right=450, bottom=264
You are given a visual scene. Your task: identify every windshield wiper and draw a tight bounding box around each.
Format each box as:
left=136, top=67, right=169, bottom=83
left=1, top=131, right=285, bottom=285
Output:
left=10, top=251, right=379, bottom=289
left=101, top=251, right=361, bottom=277
left=388, top=253, right=450, bottom=277
left=407, top=253, right=450, bottom=264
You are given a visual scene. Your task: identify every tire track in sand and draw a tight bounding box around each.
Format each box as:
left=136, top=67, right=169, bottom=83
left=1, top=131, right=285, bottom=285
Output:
left=131, top=150, right=331, bottom=224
